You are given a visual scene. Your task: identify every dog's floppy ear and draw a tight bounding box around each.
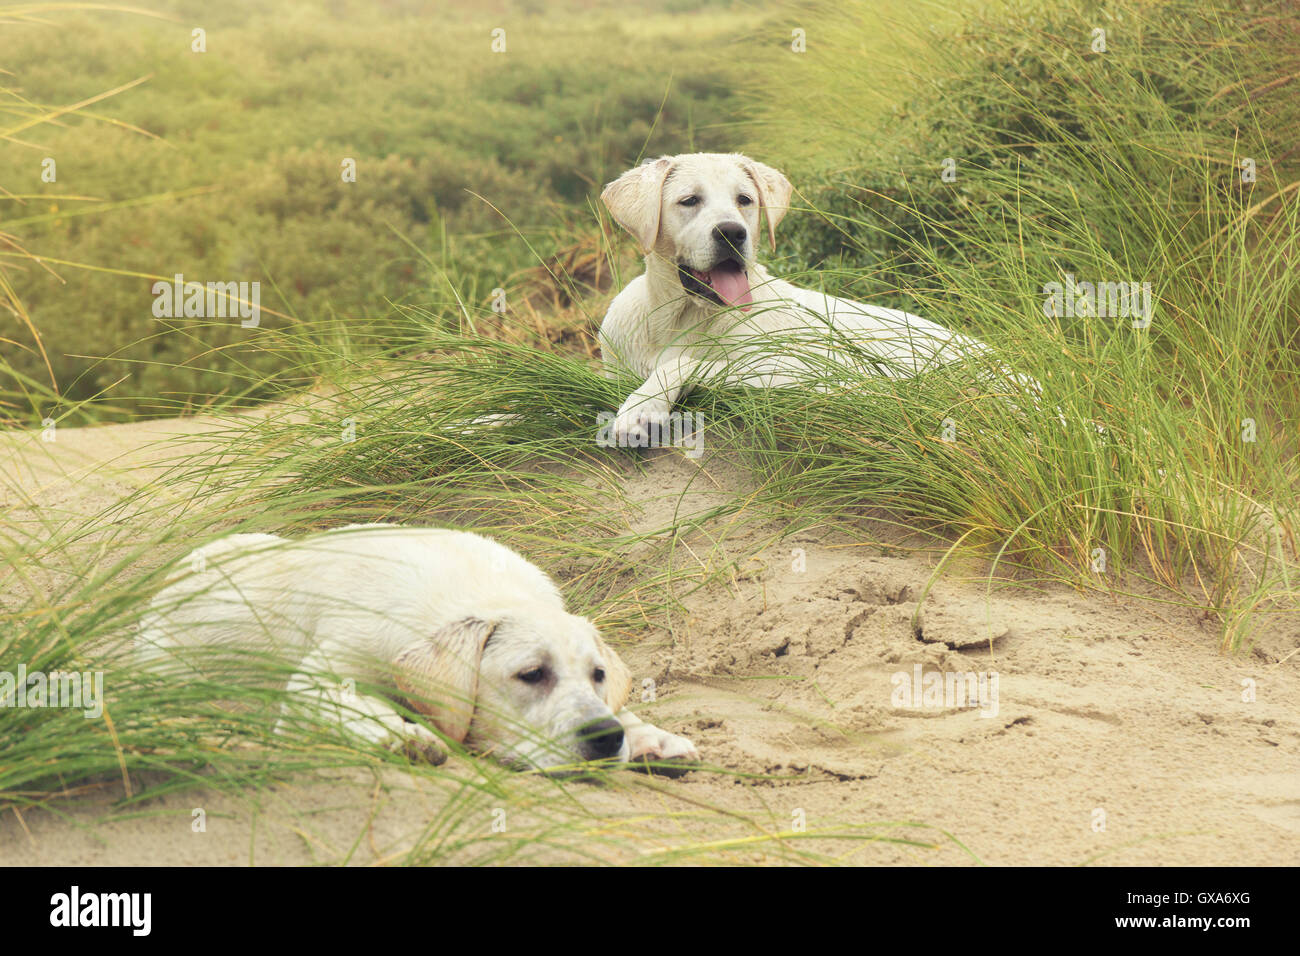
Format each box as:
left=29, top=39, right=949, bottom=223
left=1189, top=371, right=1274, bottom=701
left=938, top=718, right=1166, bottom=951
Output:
left=592, top=630, right=633, bottom=712
left=741, top=159, right=793, bottom=252
left=393, top=617, right=497, bottom=743
left=601, top=156, right=674, bottom=253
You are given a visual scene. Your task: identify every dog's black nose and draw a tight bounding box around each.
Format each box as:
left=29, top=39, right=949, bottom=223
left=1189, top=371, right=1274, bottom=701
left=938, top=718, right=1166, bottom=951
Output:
left=712, top=222, right=747, bottom=251
left=578, top=717, right=625, bottom=761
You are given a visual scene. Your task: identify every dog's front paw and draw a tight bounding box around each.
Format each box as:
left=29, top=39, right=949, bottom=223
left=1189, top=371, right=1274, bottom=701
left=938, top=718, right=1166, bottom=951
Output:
left=341, top=713, right=448, bottom=765
left=625, top=722, right=700, bottom=776
left=611, top=396, right=672, bottom=449
left=387, top=721, right=448, bottom=765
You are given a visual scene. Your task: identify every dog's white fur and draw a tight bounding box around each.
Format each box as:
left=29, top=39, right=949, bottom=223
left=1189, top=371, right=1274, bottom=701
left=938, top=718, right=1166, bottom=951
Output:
left=137, top=524, right=698, bottom=771
left=599, top=152, right=1002, bottom=444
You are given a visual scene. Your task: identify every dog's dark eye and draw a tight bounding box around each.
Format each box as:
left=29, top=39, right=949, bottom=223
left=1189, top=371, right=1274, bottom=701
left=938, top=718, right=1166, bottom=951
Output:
left=678, top=195, right=699, bottom=207
left=737, top=194, right=753, bottom=206
left=593, top=668, right=606, bottom=683
left=517, top=667, right=546, bottom=684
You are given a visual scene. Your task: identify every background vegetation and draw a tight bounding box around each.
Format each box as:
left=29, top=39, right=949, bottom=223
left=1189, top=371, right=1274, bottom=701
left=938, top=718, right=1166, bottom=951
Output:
left=1, top=0, right=746, bottom=419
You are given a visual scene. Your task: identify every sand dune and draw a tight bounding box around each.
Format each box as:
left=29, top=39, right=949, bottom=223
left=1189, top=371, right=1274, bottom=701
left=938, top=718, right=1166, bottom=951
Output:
left=2, top=418, right=1297, bottom=865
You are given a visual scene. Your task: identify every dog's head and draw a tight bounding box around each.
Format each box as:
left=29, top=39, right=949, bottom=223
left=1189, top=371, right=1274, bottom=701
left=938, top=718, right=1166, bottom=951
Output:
left=394, top=608, right=633, bottom=771
left=601, top=152, right=792, bottom=311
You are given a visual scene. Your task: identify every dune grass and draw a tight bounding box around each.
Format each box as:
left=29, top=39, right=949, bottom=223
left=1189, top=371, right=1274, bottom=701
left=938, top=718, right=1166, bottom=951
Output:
left=737, top=0, right=1299, bottom=646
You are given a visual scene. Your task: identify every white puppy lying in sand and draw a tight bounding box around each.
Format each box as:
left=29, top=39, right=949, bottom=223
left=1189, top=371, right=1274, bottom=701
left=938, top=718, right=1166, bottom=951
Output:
left=137, top=524, right=699, bottom=772
left=598, top=152, right=1020, bottom=445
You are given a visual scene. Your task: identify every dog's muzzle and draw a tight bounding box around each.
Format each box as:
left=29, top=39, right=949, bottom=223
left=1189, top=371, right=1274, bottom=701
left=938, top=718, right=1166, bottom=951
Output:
left=677, top=258, right=753, bottom=310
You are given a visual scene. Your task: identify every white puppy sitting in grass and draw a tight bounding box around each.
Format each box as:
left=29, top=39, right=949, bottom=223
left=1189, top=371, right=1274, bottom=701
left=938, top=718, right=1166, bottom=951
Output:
left=137, top=524, right=699, bottom=772
left=598, top=152, right=1014, bottom=446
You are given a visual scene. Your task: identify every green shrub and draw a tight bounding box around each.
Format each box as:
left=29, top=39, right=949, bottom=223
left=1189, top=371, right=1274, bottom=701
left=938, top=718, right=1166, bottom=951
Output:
left=0, top=0, right=747, bottom=421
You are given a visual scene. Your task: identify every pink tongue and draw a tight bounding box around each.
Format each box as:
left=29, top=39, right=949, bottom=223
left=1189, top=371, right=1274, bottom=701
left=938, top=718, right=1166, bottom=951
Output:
left=707, top=268, right=752, bottom=309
